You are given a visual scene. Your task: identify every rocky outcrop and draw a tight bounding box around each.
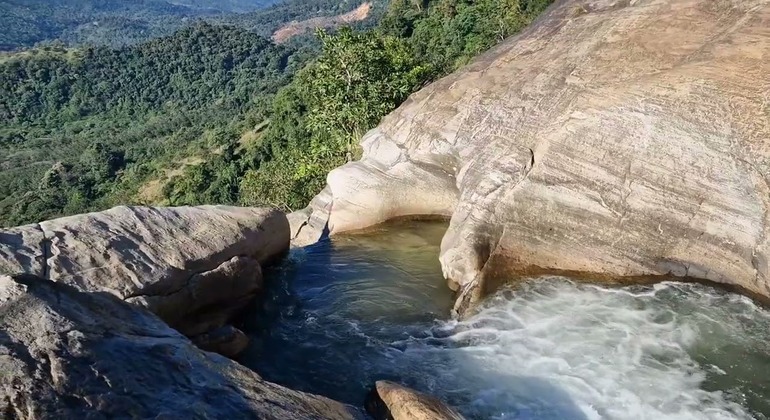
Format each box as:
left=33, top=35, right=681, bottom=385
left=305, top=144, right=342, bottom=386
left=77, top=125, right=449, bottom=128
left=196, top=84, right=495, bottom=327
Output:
left=365, top=381, right=464, bottom=420
left=0, top=274, right=359, bottom=419
left=296, top=0, right=770, bottom=314
left=0, top=205, right=289, bottom=355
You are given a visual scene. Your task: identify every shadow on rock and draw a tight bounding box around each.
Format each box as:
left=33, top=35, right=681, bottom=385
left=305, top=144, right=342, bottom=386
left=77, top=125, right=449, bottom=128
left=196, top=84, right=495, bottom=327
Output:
left=0, top=274, right=359, bottom=419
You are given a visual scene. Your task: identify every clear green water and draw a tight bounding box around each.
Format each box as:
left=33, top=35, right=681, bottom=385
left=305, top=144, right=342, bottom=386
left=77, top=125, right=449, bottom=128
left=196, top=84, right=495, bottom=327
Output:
left=239, top=220, right=770, bottom=419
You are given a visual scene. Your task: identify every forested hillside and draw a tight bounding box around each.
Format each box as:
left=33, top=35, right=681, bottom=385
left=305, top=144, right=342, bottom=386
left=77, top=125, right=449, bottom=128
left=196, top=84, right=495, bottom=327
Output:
left=0, top=24, right=303, bottom=226
left=1, top=0, right=211, bottom=50
left=0, top=0, right=553, bottom=227
left=0, top=0, right=379, bottom=50
left=174, top=0, right=276, bottom=13
left=198, top=0, right=554, bottom=210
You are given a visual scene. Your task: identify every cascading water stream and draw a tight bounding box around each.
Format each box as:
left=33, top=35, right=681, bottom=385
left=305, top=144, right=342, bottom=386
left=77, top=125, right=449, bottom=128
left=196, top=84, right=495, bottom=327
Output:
left=238, top=221, right=770, bottom=419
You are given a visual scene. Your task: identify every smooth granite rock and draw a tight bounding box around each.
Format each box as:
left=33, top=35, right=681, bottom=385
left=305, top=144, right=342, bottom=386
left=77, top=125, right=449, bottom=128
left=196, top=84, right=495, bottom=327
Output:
left=0, top=205, right=289, bottom=355
left=296, top=0, right=770, bottom=314
left=365, top=381, right=464, bottom=420
left=0, top=274, right=359, bottom=419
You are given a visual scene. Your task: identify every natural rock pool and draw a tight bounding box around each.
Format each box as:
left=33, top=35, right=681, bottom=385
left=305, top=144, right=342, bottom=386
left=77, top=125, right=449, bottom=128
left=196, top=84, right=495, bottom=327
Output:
left=239, top=221, right=770, bottom=419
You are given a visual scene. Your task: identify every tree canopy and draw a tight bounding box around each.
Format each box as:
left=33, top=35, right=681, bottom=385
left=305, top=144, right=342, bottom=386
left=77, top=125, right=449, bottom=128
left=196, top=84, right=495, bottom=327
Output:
left=0, top=24, right=300, bottom=226
left=1, top=0, right=554, bottom=226
left=235, top=0, right=553, bottom=210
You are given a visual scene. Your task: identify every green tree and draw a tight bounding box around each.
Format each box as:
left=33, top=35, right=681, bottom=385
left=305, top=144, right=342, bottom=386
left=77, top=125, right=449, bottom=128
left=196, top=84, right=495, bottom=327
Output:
left=299, top=27, right=430, bottom=159
left=239, top=26, right=432, bottom=210
left=1, top=0, right=555, bottom=225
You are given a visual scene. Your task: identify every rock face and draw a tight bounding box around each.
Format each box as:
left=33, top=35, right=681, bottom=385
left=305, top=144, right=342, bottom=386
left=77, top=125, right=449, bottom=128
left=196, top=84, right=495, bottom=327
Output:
left=0, top=274, right=359, bottom=419
left=296, top=0, right=770, bottom=313
left=365, top=381, right=464, bottom=420
left=0, top=205, right=289, bottom=354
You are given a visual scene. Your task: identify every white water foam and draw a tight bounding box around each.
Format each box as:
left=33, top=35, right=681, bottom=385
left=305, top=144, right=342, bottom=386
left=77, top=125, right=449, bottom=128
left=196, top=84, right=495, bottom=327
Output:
left=386, top=278, right=769, bottom=420
left=250, top=233, right=768, bottom=419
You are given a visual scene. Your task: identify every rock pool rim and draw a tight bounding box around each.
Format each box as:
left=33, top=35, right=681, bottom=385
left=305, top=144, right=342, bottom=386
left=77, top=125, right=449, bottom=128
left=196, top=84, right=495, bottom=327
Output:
left=314, top=216, right=770, bottom=319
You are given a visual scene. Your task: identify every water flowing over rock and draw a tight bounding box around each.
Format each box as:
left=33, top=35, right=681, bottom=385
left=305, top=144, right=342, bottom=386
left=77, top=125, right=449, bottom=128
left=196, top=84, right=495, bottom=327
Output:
left=0, top=205, right=289, bottom=355
left=0, top=274, right=359, bottom=419
left=295, top=0, right=770, bottom=314
left=365, top=381, right=465, bottom=420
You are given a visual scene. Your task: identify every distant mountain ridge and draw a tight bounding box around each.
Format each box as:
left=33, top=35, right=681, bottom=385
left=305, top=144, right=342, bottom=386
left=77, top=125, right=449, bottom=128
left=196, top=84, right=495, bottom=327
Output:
left=0, top=0, right=380, bottom=51
left=0, top=0, right=277, bottom=50
left=171, top=0, right=275, bottom=13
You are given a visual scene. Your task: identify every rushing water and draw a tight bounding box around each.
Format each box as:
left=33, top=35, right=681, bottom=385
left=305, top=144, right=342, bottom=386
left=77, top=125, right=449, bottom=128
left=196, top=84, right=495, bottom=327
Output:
left=239, top=221, right=770, bottom=419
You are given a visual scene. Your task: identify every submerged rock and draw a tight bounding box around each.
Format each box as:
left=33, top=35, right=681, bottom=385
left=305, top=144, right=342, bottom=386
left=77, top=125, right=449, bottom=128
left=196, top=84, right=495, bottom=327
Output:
left=0, top=205, right=289, bottom=356
left=297, top=0, right=770, bottom=313
left=365, top=381, right=464, bottom=420
left=0, top=274, right=359, bottom=419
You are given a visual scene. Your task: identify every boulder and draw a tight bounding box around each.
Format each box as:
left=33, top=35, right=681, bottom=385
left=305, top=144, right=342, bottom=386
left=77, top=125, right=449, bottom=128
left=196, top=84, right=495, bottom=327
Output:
left=0, top=205, right=290, bottom=355
left=365, top=381, right=464, bottom=420
left=0, top=274, right=359, bottom=419
left=296, top=0, right=770, bottom=313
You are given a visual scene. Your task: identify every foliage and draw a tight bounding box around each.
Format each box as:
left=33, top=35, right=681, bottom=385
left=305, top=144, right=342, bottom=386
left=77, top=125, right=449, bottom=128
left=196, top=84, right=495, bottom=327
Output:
left=2, top=24, right=292, bottom=125
left=235, top=0, right=554, bottom=210
left=0, top=24, right=299, bottom=226
left=239, top=28, right=429, bottom=210
left=381, top=0, right=552, bottom=71
left=175, top=0, right=276, bottom=13
left=0, top=0, right=212, bottom=50
left=1, top=0, right=554, bottom=225
left=303, top=28, right=429, bottom=148
left=0, top=0, right=377, bottom=51
left=235, top=27, right=427, bottom=209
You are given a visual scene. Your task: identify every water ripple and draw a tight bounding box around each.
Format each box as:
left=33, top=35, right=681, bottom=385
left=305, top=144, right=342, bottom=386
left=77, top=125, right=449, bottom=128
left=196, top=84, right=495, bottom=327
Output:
left=239, top=221, right=770, bottom=420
